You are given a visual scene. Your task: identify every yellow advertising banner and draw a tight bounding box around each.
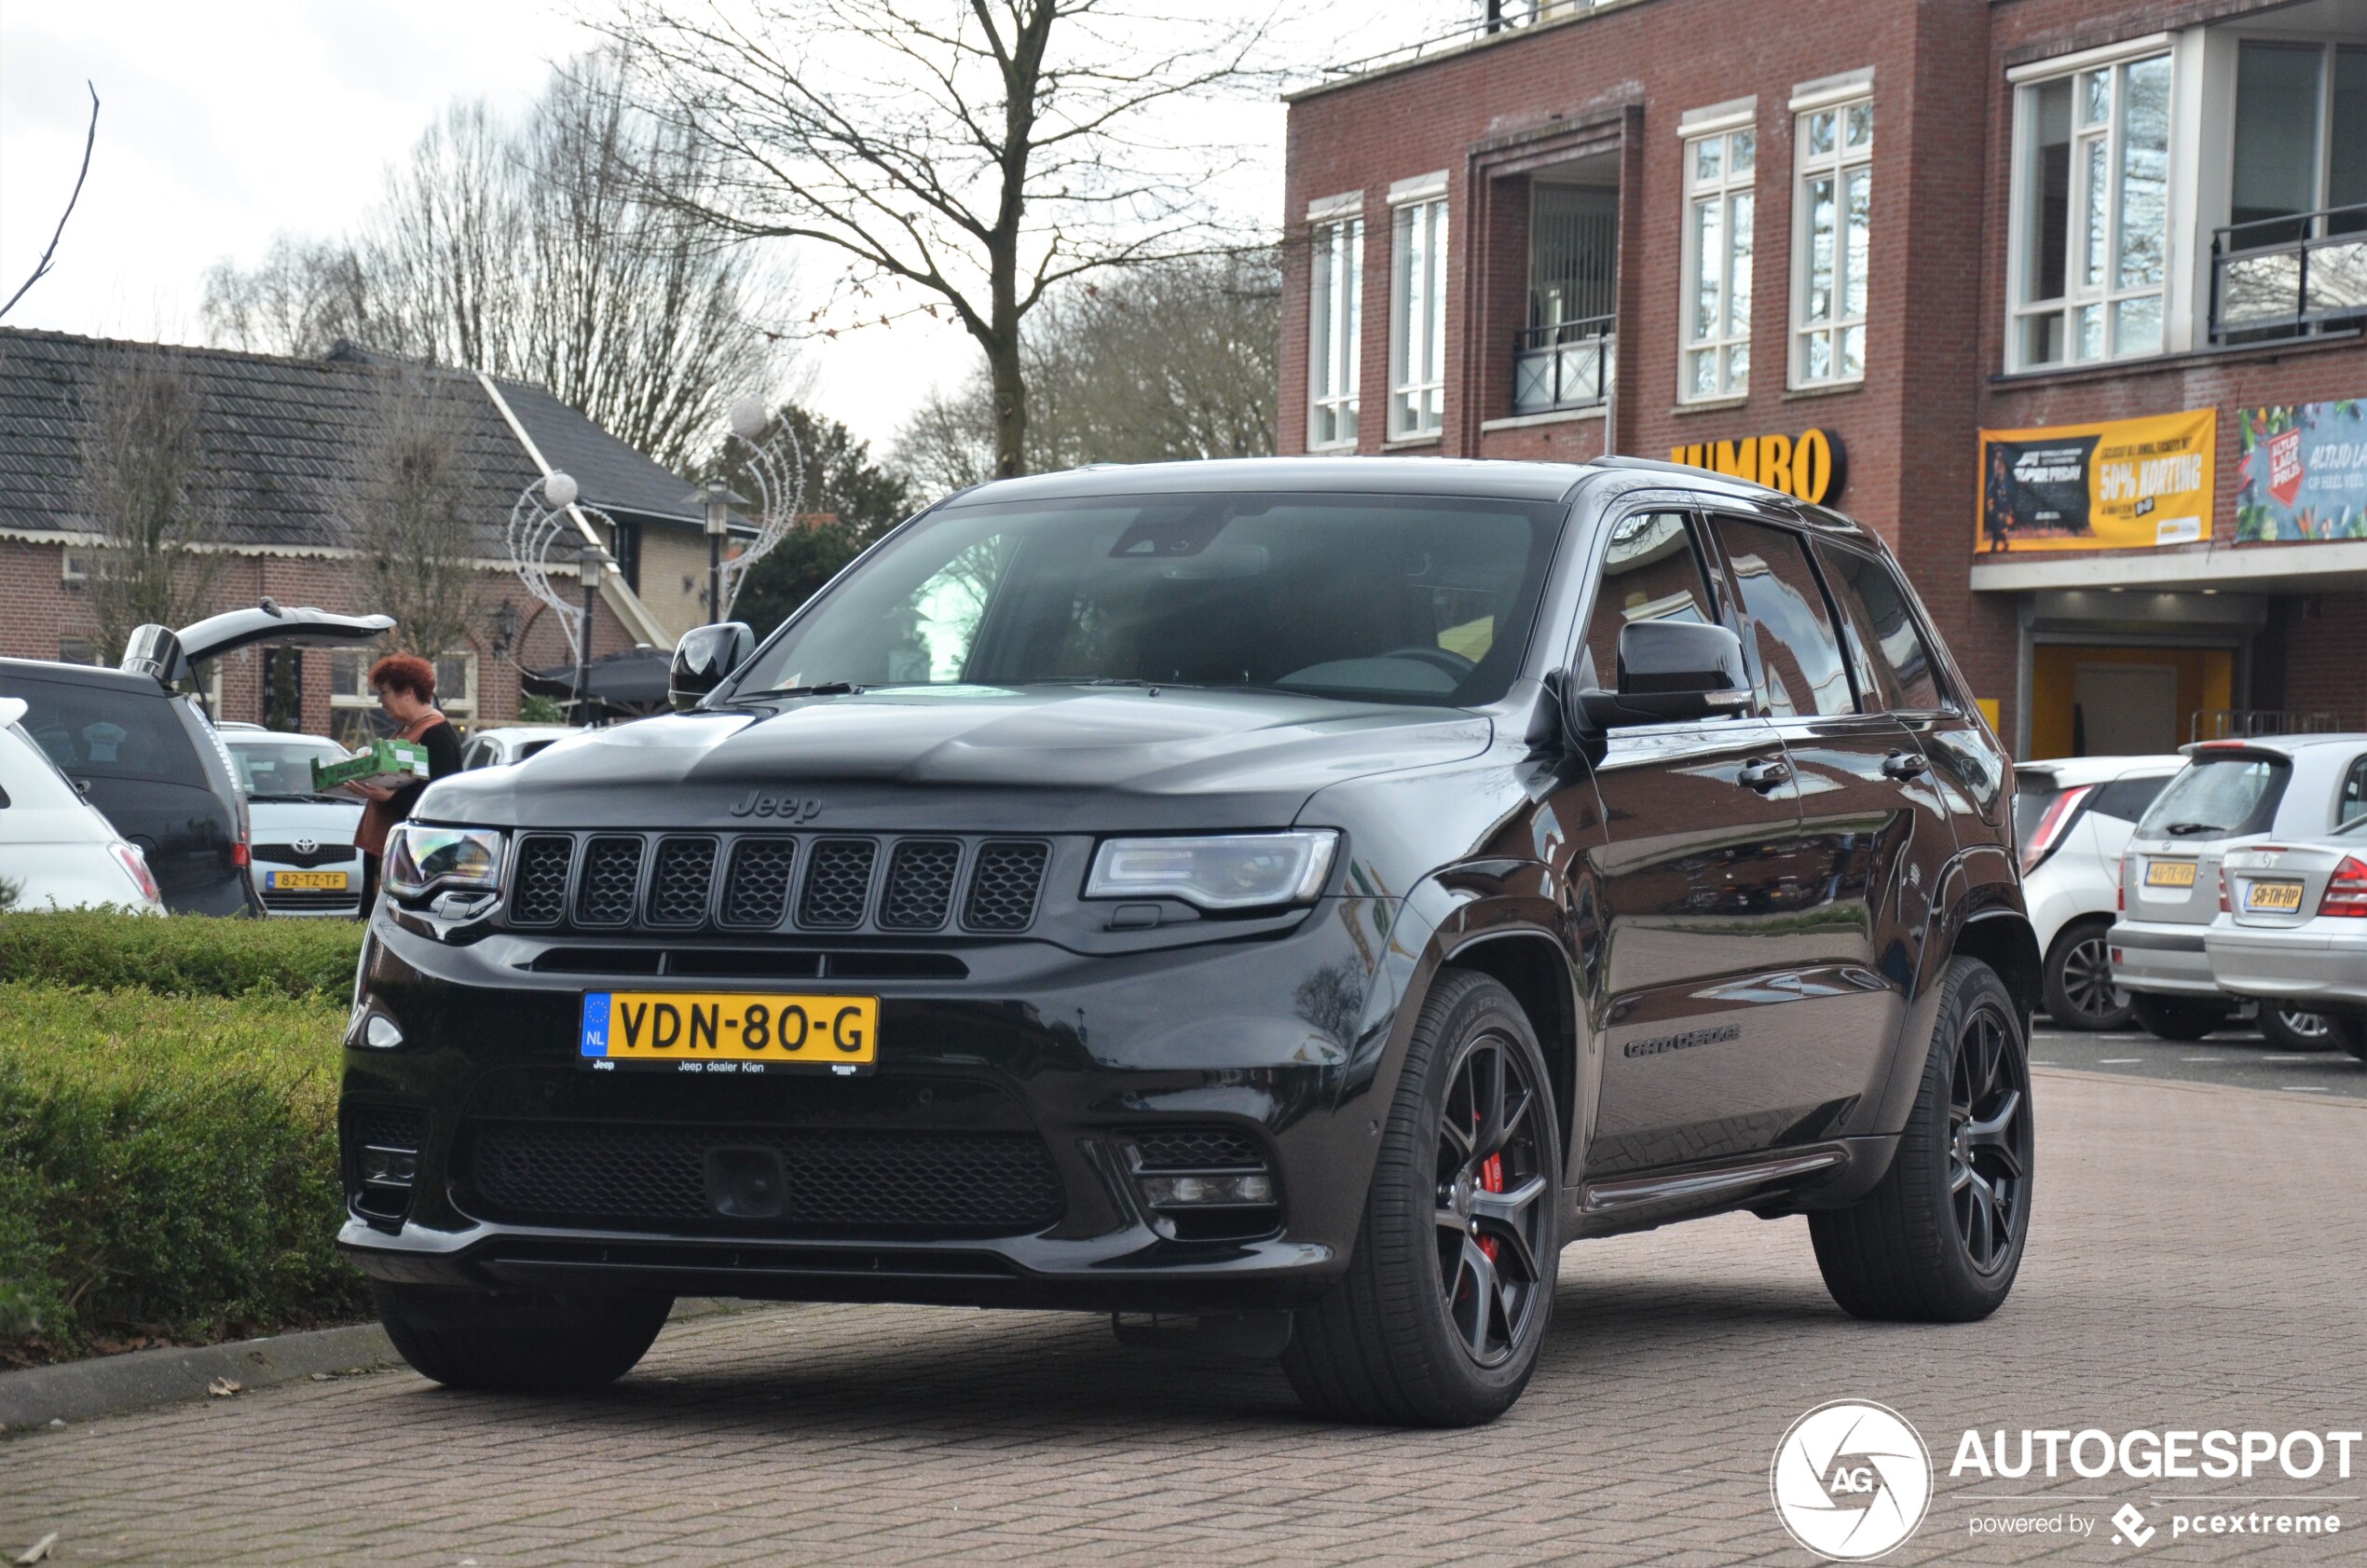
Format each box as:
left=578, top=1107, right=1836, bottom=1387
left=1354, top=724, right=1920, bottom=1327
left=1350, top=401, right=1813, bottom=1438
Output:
left=1977, top=409, right=2217, bottom=552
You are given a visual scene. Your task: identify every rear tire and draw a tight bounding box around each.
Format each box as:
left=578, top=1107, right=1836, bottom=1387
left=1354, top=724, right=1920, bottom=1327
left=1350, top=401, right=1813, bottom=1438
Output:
left=1283, top=970, right=1561, bottom=1426
left=2129, top=992, right=2230, bottom=1042
left=2335, top=1016, right=2367, bottom=1064
left=1810, top=958, right=2032, bottom=1322
left=2041, top=919, right=2130, bottom=1030
left=374, top=1283, right=671, bottom=1392
left=2260, top=1004, right=2342, bottom=1053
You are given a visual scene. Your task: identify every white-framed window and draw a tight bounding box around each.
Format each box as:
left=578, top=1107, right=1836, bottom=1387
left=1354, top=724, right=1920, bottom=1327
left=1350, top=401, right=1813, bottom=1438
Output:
left=1679, top=121, right=1755, bottom=401
left=329, top=648, right=476, bottom=747
left=2009, top=47, right=2173, bottom=369
left=1307, top=199, right=1363, bottom=449
left=1792, top=97, right=1872, bottom=387
left=1388, top=180, right=1449, bottom=440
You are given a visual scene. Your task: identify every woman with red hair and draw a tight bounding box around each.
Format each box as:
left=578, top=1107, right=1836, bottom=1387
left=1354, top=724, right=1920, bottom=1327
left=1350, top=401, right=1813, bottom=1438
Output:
left=351, top=652, right=464, bottom=910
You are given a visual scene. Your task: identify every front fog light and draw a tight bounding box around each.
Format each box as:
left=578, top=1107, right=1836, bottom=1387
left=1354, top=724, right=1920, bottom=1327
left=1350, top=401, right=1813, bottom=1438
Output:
left=1139, top=1172, right=1274, bottom=1207
left=360, top=1148, right=417, bottom=1187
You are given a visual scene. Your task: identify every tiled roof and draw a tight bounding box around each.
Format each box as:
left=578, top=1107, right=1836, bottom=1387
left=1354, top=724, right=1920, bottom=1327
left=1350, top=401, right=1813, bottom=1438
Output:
left=0, top=328, right=694, bottom=555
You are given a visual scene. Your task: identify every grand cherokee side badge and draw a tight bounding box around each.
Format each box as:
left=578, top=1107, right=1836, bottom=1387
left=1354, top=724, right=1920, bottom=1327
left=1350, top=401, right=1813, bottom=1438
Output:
left=729, top=790, right=824, bottom=821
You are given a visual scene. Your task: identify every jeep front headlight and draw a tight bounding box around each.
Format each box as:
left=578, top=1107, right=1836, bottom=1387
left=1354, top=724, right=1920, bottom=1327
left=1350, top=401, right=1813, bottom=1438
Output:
left=1085, top=830, right=1338, bottom=911
left=384, top=824, right=505, bottom=899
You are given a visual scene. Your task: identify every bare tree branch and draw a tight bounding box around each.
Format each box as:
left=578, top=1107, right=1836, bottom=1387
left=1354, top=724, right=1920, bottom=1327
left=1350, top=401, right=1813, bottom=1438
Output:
left=0, top=82, right=101, bottom=322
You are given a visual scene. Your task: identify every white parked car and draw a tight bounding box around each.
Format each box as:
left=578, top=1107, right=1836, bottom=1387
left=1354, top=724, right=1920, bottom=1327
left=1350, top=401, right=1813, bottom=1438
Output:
left=2013, top=754, right=2182, bottom=1029
left=219, top=727, right=365, bottom=918
left=2207, top=821, right=2367, bottom=1060
left=459, top=725, right=578, bottom=770
left=2111, top=734, right=2367, bottom=1048
left=0, top=696, right=166, bottom=912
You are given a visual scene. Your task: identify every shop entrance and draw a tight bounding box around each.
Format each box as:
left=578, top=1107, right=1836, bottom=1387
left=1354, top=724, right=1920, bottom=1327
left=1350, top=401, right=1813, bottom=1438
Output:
left=2030, top=645, right=2234, bottom=759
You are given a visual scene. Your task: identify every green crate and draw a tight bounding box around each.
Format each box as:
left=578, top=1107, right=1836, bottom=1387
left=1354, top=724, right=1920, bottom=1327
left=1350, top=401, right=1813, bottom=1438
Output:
left=309, top=738, right=429, bottom=793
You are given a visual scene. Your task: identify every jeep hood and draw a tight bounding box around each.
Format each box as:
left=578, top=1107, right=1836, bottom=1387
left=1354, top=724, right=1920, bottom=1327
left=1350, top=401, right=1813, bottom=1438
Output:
left=417, top=687, right=1493, bottom=832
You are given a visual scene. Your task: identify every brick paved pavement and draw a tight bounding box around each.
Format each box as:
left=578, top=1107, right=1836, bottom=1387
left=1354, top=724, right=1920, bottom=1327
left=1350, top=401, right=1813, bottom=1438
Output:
left=7, top=1069, right=2364, bottom=1567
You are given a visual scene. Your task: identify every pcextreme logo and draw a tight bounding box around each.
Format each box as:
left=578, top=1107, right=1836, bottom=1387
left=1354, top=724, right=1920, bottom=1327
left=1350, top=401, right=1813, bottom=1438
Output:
left=1771, top=1400, right=1935, bottom=1561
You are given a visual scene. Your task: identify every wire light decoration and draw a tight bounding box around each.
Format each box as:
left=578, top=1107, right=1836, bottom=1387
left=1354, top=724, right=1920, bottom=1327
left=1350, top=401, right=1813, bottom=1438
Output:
left=711, top=395, right=809, bottom=621
left=503, top=471, right=617, bottom=660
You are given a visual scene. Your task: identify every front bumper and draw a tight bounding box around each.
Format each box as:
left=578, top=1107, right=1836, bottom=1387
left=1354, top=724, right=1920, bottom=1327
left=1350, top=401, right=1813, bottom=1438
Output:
left=251, top=858, right=366, bottom=917
left=337, top=893, right=1413, bottom=1312
left=2206, top=923, right=2367, bottom=1016
left=2106, top=920, right=2222, bottom=999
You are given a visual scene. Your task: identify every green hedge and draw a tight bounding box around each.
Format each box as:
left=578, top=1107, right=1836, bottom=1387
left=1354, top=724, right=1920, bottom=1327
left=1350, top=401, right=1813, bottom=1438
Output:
left=0, top=910, right=364, bottom=1002
left=0, top=982, right=363, bottom=1359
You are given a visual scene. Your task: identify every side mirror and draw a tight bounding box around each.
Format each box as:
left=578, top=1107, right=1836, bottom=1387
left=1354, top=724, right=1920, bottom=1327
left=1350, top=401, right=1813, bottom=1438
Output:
left=670, top=622, right=755, bottom=711
left=1575, top=620, right=1754, bottom=729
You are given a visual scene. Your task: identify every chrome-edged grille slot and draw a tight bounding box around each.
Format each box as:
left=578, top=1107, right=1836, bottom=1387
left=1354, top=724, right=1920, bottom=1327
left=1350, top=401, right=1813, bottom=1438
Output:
left=509, top=835, right=576, bottom=926
left=963, top=840, right=1049, bottom=932
left=645, top=836, right=719, bottom=929
left=719, top=838, right=797, bottom=930
left=798, top=839, right=878, bottom=930
left=574, top=835, right=645, bottom=926
left=880, top=839, right=962, bottom=931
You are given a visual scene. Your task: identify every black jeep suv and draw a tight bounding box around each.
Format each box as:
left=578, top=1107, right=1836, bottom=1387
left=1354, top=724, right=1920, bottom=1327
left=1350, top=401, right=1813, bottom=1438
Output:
left=342, top=457, right=2034, bottom=1425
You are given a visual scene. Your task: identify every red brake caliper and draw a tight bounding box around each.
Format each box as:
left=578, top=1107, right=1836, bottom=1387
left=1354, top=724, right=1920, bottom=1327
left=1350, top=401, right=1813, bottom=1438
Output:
left=1477, top=1152, right=1504, bottom=1261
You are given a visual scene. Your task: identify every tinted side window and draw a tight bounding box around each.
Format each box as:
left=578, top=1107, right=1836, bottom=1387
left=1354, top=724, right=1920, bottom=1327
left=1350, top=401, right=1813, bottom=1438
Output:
left=1710, top=517, right=1854, bottom=717
left=2091, top=774, right=2171, bottom=823
left=0, top=674, right=201, bottom=784
left=1577, top=511, right=1721, bottom=693
left=2342, top=757, right=2367, bottom=825
left=1816, top=542, right=1945, bottom=712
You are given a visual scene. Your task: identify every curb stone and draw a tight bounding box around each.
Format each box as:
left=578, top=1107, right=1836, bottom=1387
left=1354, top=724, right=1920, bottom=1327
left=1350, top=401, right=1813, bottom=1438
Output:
left=0, top=1297, right=739, bottom=1433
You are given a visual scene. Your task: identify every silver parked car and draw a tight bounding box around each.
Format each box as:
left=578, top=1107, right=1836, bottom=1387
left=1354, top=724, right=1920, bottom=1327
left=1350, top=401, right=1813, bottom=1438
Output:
left=220, top=727, right=365, bottom=917
left=2208, top=819, right=2367, bottom=1061
left=458, top=725, right=578, bottom=770
left=2111, top=734, right=2367, bottom=1048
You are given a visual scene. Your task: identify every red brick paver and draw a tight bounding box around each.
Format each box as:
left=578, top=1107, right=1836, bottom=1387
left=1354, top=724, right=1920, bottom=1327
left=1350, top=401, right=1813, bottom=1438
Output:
left=6, top=1070, right=2363, bottom=1566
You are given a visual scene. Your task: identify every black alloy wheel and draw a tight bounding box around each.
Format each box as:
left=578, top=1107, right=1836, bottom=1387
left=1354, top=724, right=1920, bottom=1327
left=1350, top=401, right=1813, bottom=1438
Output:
left=1284, top=969, right=1561, bottom=1425
left=1947, top=998, right=2032, bottom=1273
left=1433, top=1028, right=1553, bottom=1370
left=2042, top=920, right=2131, bottom=1030
left=1811, top=957, right=2032, bottom=1321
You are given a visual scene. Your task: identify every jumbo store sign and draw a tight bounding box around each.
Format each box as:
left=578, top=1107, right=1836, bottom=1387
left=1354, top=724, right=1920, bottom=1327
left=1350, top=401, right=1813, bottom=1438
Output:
left=1669, top=428, right=1848, bottom=504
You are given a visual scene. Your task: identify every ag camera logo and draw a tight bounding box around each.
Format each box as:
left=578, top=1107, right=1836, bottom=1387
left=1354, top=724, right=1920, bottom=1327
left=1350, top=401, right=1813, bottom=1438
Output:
left=1772, top=1400, right=1935, bottom=1561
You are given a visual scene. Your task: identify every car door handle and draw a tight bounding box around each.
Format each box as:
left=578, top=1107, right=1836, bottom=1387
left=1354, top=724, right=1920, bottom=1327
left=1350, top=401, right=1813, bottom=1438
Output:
left=1881, top=751, right=1930, bottom=780
left=1738, top=757, right=1792, bottom=792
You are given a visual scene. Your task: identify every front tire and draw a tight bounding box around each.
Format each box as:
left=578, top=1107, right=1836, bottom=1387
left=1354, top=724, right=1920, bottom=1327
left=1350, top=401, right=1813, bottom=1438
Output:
left=1283, top=969, right=1560, bottom=1426
left=2129, top=992, right=2230, bottom=1042
left=1810, top=957, right=2032, bottom=1322
left=374, top=1283, right=672, bottom=1392
left=2041, top=919, right=2130, bottom=1030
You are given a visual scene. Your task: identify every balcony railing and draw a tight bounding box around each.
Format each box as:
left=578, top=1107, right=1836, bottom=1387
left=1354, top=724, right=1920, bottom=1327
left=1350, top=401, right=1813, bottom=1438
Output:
left=2210, top=204, right=2367, bottom=341
left=1512, top=316, right=1614, bottom=415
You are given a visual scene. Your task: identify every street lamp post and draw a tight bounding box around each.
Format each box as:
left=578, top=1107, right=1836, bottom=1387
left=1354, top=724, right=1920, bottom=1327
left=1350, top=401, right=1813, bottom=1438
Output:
left=575, top=542, right=611, bottom=722
left=696, top=478, right=735, bottom=624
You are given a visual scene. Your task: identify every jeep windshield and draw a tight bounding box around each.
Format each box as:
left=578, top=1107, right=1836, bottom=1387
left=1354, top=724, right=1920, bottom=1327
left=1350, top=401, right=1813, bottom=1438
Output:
left=730, top=491, right=1565, bottom=709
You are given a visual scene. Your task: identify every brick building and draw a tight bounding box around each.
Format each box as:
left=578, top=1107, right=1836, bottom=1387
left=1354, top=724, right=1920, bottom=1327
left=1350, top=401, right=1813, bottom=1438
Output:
left=1280, top=0, right=2365, bottom=758
left=0, top=328, right=725, bottom=742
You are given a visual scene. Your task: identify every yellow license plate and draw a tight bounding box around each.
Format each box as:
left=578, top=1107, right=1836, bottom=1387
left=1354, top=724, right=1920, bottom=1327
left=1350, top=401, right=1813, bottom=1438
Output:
left=2245, top=879, right=2305, bottom=912
left=2146, top=860, right=2198, bottom=888
left=579, top=990, right=879, bottom=1075
left=269, top=869, right=349, bottom=890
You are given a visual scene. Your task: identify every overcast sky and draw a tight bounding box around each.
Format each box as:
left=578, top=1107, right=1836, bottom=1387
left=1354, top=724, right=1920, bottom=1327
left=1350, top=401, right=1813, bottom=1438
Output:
left=1, top=2, right=1463, bottom=456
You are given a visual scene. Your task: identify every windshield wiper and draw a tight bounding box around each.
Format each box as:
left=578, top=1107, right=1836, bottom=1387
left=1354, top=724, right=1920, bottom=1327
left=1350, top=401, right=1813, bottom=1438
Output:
left=748, top=682, right=865, bottom=699
left=2163, top=822, right=2223, bottom=837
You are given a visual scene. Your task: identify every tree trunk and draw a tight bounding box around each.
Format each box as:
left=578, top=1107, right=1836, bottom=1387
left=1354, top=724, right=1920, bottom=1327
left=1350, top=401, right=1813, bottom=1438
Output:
left=988, top=320, right=1027, bottom=479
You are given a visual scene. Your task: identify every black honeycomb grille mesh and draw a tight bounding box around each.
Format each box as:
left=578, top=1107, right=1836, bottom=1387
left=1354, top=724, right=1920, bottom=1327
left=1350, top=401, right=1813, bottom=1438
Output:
left=645, top=837, right=718, bottom=928
left=460, top=1121, right=1066, bottom=1234
left=575, top=836, right=644, bottom=925
left=1132, top=1128, right=1264, bottom=1170
left=720, top=839, right=796, bottom=929
left=511, top=836, right=574, bottom=925
left=799, top=839, right=876, bottom=929
left=880, top=839, right=961, bottom=931
left=344, top=1105, right=426, bottom=1155
left=963, top=840, right=1048, bottom=932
